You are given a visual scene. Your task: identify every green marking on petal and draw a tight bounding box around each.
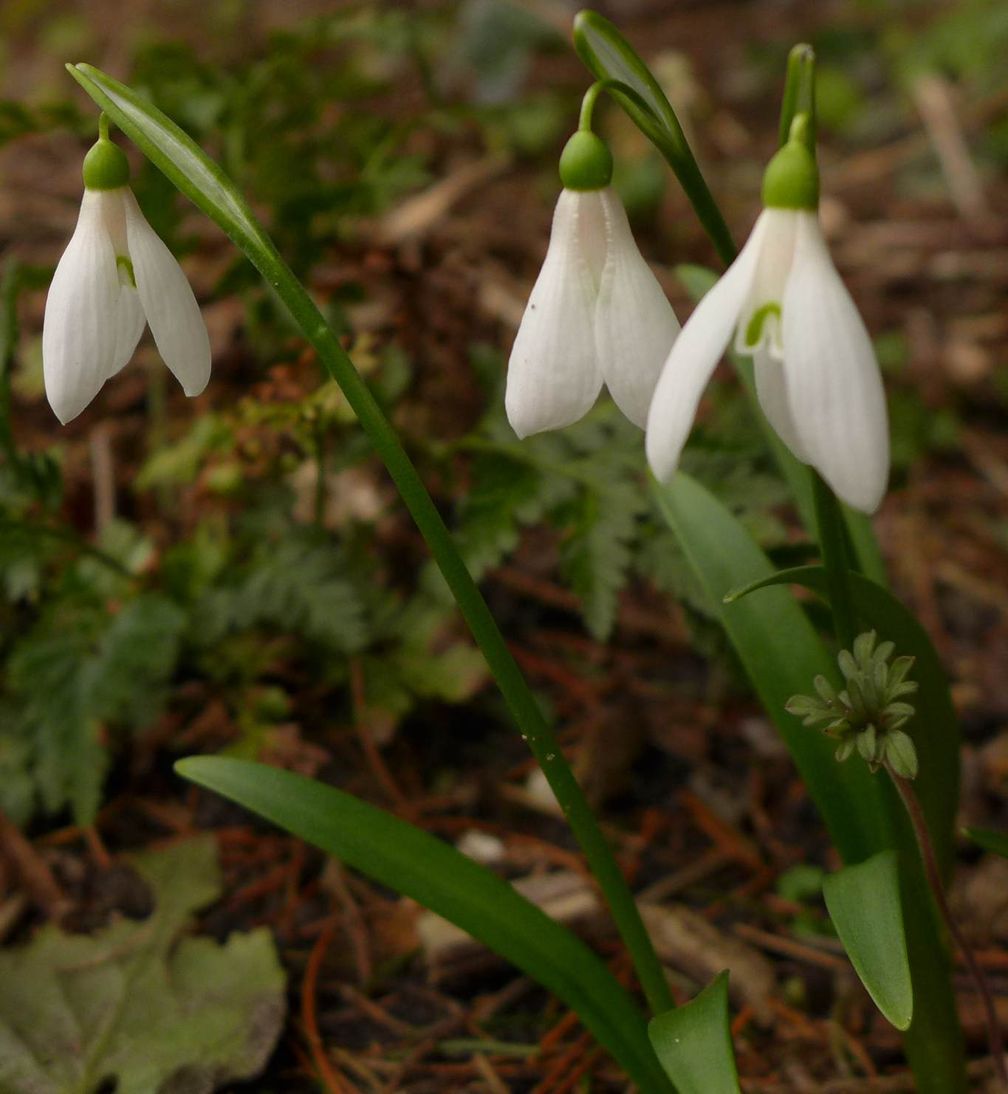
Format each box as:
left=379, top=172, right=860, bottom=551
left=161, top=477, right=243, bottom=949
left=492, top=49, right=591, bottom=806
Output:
left=116, top=254, right=136, bottom=287
left=744, top=302, right=781, bottom=348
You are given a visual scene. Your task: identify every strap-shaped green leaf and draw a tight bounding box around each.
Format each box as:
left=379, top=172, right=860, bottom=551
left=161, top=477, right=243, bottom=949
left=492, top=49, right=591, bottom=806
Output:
left=648, top=972, right=741, bottom=1094
left=823, top=851, right=913, bottom=1030
left=176, top=757, right=672, bottom=1092
left=653, top=475, right=965, bottom=1092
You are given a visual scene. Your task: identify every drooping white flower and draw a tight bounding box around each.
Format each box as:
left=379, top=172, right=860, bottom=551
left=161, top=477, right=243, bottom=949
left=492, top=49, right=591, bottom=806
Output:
left=43, top=123, right=211, bottom=424
left=645, top=120, right=889, bottom=513
left=506, top=131, right=679, bottom=437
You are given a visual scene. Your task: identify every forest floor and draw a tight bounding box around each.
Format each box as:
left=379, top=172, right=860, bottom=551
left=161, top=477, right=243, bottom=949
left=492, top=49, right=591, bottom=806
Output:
left=2, top=1, right=1008, bottom=1091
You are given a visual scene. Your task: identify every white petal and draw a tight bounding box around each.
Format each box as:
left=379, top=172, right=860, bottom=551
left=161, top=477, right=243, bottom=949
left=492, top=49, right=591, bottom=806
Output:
left=645, top=213, right=768, bottom=480
left=505, top=190, right=606, bottom=437
left=42, top=190, right=119, bottom=424
left=733, top=207, right=798, bottom=358
left=782, top=211, right=889, bottom=513
left=594, top=189, right=680, bottom=428
left=96, top=189, right=146, bottom=380
left=123, top=189, right=211, bottom=397
left=754, top=346, right=809, bottom=462
left=108, top=287, right=146, bottom=379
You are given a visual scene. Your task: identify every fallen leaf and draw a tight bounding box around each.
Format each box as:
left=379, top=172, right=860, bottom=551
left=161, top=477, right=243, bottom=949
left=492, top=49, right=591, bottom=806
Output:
left=0, top=837, right=286, bottom=1094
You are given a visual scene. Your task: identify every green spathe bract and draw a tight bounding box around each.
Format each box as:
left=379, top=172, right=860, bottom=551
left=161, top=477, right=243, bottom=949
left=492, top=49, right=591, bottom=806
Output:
left=559, top=130, right=613, bottom=190
left=761, top=115, right=819, bottom=210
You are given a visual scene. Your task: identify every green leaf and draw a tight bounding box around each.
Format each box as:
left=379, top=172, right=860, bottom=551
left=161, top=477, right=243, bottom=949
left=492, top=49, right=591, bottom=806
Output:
left=0, top=837, right=284, bottom=1093
left=6, top=594, right=185, bottom=824
left=653, top=475, right=965, bottom=1092
left=176, top=756, right=672, bottom=1092
left=648, top=972, right=740, bottom=1094
left=963, top=827, right=1008, bottom=858
left=823, top=851, right=913, bottom=1030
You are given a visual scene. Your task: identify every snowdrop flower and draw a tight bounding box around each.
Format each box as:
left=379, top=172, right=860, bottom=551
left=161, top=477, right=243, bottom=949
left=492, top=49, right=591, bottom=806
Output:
left=646, top=116, right=889, bottom=513
left=43, top=117, right=211, bottom=424
left=506, top=130, right=679, bottom=436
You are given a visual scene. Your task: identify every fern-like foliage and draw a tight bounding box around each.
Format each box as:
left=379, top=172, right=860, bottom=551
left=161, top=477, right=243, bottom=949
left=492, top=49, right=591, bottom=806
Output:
left=2, top=595, right=185, bottom=824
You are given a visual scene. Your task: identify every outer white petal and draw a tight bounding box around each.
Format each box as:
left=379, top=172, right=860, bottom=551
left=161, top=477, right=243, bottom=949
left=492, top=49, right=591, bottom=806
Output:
left=753, top=346, right=809, bottom=462
left=782, top=211, right=889, bottom=513
left=594, top=189, right=680, bottom=428
left=505, top=190, right=606, bottom=438
left=645, top=213, right=768, bottom=480
left=42, top=190, right=119, bottom=424
left=123, top=189, right=211, bottom=396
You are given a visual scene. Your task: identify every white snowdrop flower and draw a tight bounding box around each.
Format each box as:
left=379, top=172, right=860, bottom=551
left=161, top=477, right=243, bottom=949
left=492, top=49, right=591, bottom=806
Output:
left=505, top=130, right=680, bottom=437
left=43, top=117, right=211, bottom=424
left=646, top=117, right=889, bottom=513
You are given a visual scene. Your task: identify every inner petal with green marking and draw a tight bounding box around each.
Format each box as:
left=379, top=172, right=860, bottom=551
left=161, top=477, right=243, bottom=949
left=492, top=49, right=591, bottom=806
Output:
left=744, top=301, right=781, bottom=350
left=116, top=254, right=136, bottom=288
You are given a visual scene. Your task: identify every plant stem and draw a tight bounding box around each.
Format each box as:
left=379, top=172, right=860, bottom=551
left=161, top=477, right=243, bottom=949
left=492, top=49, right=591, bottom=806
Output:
left=811, top=470, right=857, bottom=650
left=271, top=273, right=673, bottom=1016
left=887, top=763, right=1008, bottom=1090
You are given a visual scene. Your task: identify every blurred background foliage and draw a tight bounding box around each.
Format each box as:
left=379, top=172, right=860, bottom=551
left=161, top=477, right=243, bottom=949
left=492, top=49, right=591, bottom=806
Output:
left=0, top=0, right=1003, bottom=828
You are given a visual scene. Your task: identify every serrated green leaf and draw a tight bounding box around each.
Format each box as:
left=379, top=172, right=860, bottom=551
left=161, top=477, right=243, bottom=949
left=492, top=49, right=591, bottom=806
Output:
left=648, top=971, right=740, bottom=1094
left=176, top=757, right=672, bottom=1092
left=558, top=484, right=640, bottom=640
left=823, top=851, right=913, bottom=1030
left=6, top=594, right=185, bottom=823
left=198, top=537, right=368, bottom=655
left=0, top=838, right=284, bottom=1093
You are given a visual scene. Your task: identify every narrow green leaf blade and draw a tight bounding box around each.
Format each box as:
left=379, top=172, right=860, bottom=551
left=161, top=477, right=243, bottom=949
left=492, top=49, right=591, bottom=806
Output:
left=176, top=757, right=671, bottom=1092
left=823, top=851, right=913, bottom=1030
left=963, top=827, right=1008, bottom=858
left=648, top=972, right=740, bottom=1094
